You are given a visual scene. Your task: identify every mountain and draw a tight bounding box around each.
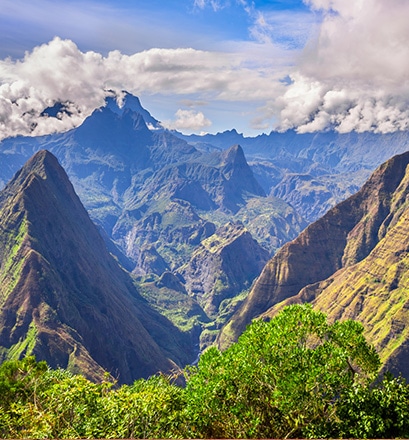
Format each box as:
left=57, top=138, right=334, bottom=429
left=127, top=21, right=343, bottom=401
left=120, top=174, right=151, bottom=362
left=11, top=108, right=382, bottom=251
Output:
left=179, top=129, right=409, bottom=222
left=219, top=150, right=409, bottom=378
left=178, top=222, right=269, bottom=317
left=0, top=151, right=194, bottom=383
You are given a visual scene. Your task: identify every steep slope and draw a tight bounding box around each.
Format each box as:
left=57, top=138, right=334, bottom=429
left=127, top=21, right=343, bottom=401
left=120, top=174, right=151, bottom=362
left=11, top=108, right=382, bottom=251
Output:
left=178, top=222, right=269, bottom=318
left=219, top=151, right=409, bottom=354
left=0, top=151, right=193, bottom=383
left=266, top=165, right=409, bottom=378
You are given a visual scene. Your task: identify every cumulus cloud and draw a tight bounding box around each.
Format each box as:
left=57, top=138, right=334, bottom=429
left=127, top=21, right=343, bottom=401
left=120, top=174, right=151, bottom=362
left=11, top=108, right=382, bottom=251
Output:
left=0, top=38, right=108, bottom=140
left=271, top=0, right=409, bottom=133
left=1, top=0, right=408, bottom=139
left=162, top=109, right=212, bottom=132
left=0, top=37, right=283, bottom=140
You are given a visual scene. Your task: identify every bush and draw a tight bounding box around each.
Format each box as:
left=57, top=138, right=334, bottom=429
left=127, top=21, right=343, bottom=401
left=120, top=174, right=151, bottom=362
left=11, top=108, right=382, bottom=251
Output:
left=1, top=306, right=408, bottom=439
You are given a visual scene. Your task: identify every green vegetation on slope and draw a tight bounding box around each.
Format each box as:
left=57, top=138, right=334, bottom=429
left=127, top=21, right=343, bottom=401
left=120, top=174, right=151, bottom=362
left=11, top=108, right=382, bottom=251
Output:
left=1, top=305, right=409, bottom=439
left=0, top=218, right=28, bottom=302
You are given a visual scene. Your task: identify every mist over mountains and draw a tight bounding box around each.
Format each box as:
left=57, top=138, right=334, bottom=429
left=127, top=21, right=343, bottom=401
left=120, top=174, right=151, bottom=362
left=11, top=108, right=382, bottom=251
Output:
left=1, top=91, right=409, bottom=379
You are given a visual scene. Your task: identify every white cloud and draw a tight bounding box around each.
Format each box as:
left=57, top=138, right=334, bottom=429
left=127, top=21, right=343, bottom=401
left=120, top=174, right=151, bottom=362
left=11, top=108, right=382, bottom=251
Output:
left=0, top=0, right=408, bottom=139
left=271, top=0, right=409, bottom=133
left=162, top=109, right=212, bottom=132
left=0, top=37, right=286, bottom=140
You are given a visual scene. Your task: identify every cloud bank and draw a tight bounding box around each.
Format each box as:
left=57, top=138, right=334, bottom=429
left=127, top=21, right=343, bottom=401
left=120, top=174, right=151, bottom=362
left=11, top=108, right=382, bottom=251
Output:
left=0, top=37, right=283, bottom=139
left=0, top=0, right=408, bottom=139
left=273, top=0, right=409, bottom=133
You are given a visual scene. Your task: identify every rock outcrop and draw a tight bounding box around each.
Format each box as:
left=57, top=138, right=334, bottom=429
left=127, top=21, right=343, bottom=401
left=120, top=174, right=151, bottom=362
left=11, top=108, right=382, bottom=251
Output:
left=179, top=222, right=269, bottom=317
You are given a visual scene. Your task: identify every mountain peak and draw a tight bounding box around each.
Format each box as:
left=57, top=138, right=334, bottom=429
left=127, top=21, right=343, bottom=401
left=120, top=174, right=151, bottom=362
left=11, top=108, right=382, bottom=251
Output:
left=219, top=144, right=266, bottom=201
left=0, top=152, right=193, bottom=382
left=1, top=150, right=74, bottom=205
left=19, top=149, right=59, bottom=173
left=105, top=91, right=161, bottom=129
left=221, top=144, right=246, bottom=165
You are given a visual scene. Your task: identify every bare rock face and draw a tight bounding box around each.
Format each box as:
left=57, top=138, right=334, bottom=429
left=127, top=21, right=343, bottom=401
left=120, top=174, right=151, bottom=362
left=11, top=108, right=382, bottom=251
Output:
left=178, top=222, right=269, bottom=317
left=0, top=151, right=194, bottom=383
left=219, top=151, right=409, bottom=380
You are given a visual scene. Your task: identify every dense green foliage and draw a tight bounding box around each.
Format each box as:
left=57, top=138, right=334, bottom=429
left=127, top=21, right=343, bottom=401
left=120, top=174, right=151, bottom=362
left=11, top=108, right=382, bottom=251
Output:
left=185, top=304, right=381, bottom=438
left=1, top=304, right=408, bottom=439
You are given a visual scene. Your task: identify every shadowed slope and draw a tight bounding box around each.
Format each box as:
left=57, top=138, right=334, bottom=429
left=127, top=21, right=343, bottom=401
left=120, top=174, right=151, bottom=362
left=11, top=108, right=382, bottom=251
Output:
left=0, top=150, right=193, bottom=383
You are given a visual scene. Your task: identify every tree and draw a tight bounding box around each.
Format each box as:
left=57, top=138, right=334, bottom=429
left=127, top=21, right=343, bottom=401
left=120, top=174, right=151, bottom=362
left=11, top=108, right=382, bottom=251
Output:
left=335, top=373, right=409, bottom=438
left=1, top=306, right=407, bottom=439
left=184, top=304, right=380, bottom=438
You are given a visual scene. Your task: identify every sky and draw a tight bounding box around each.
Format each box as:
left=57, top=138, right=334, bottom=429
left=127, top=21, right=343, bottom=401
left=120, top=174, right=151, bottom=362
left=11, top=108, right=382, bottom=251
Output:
left=0, top=0, right=409, bottom=139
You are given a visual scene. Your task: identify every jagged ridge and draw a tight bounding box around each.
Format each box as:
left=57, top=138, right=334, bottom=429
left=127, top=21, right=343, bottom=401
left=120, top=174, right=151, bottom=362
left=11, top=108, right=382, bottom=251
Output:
left=219, top=151, right=409, bottom=379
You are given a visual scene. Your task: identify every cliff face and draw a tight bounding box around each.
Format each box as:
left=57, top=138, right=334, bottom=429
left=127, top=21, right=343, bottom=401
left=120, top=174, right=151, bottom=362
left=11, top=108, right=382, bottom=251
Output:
left=219, top=151, right=409, bottom=377
left=0, top=151, right=193, bottom=383
left=178, top=222, right=269, bottom=318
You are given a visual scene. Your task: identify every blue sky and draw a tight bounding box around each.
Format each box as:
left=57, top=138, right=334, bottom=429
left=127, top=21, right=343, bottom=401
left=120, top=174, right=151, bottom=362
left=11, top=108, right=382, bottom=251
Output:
left=1, top=0, right=312, bottom=57
left=0, top=0, right=408, bottom=139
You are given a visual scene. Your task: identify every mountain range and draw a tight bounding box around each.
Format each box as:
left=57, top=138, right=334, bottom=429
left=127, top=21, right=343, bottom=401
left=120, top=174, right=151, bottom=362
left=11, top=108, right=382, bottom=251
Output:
left=219, top=150, right=409, bottom=378
left=0, top=93, right=308, bottom=350
left=179, top=129, right=409, bottom=222
left=1, top=92, right=409, bottom=379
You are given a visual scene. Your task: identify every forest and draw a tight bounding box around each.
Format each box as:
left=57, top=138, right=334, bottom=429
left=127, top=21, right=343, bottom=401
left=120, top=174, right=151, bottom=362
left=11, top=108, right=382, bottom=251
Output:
left=1, top=304, right=408, bottom=439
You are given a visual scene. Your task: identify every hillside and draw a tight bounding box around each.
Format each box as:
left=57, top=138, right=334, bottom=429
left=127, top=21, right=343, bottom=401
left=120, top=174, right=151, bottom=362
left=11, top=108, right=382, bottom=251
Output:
left=219, top=150, right=409, bottom=378
left=0, top=151, right=193, bottom=383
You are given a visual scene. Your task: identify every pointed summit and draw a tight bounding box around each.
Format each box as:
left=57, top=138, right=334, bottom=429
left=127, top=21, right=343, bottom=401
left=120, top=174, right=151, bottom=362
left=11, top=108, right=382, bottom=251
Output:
left=0, top=151, right=192, bottom=382
left=212, top=145, right=265, bottom=212
left=106, top=91, right=161, bottom=129
left=220, top=144, right=247, bottom=168
left=220, top=145, right=265, bottom=195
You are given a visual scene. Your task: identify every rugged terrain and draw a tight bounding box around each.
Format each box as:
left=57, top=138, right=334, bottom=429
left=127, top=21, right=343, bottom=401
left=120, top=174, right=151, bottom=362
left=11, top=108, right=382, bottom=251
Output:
left=180, top=129, right=409, bottom=222
left=0, top=93, right=306, bottom=343
left=0, top=151, right=193, bottom=382
left=219, top=151, right=409, bottom=379
left=1, top=92, right=409, bottom=369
